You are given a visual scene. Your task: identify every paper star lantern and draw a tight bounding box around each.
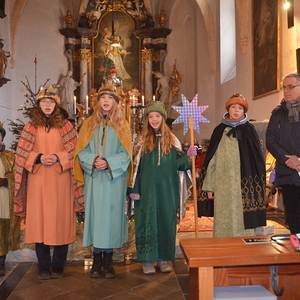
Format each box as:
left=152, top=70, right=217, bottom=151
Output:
left=172, top=94, right=209, bottom=135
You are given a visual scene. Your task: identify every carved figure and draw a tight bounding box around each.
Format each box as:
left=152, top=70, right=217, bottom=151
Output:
left=0, top=39, right=10, bottom=78
left=154, top=71, right=170, bottom=105
left=57, top=71, right=82, bottom=117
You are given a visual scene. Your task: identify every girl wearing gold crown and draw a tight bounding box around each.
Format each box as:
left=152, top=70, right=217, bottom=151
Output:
left=14, top=86, right=84, bottom=280
left=74, top=87, right=132, bottom=279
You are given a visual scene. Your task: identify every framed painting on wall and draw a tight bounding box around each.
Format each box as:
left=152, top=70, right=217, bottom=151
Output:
left=252, top=0, right=279, bottom=99
left=92, top=10, right=140, bottom=91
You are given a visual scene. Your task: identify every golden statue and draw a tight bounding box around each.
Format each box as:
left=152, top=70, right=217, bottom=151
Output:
left=170, top=60, right=181, bottom=97
left=63, top=9, right=75, bottom=28
left=0, top=39, right=11, bottom=79
left=156, top=6, right=168, bottom=28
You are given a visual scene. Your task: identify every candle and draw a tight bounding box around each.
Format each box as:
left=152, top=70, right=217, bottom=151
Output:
left=85, top=95, right=89, bottom=113
left=132, top=97, right=136, bottom=114
left=74, top=96, right=76, bottom=115
left=141, top=95, right=145, bottom=106
left=153, top=95, right=155, bottom=101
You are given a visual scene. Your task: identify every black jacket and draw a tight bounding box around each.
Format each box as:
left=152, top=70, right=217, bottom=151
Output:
left=266, top=100, right=300, bottom=187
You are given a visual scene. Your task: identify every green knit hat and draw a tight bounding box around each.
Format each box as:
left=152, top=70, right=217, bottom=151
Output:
left=144, top=101, right=167, bottom=120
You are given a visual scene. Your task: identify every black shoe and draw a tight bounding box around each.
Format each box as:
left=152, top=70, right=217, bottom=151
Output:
left=103, top=252, right=115, bottom=279
left=90, top=269, right=101, bottom=278
left=51, top=267, right=64, bottom=279
left=90, top=252, right=102, bottom=278
left=38, top=269, right=51, bottom=280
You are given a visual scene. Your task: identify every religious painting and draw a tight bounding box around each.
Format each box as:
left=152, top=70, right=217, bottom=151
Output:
left=252, top=0, right=279, bottom=99
left=93, top=10, right=140, bottom=91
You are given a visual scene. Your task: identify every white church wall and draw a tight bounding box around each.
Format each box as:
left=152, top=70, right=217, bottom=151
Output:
left=162, top=0, right=217, bottom=143
left=2, top=0, right=76, bottom=149
left=218, top=2, right=299, bottom=125
left=0, top=9, right=13, bottom=147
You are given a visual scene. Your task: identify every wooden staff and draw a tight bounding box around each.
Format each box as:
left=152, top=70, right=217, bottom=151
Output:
left=189, top=115, right=199, bottom=238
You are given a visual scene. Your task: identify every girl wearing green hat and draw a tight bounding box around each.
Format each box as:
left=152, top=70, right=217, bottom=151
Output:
left=128, top=101, right=195, bottom=275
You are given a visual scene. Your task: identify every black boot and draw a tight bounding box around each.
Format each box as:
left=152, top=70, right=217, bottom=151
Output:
left=0, top=255, right=6, bottom=277
left=90, top=252, right=102, bottom=278
left=103, top=252, right=115, bottom=279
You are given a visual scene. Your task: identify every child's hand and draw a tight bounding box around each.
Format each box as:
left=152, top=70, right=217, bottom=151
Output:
left=130, top=193, right=140, bottom=200
left=187, top=146, right=197, bottom=157
left=94, top=152, right=108, bottom=170
left=207, top=192, right=214, bottom=199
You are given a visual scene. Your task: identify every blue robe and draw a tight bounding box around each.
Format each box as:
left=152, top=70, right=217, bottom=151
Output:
left=78, top=123, right=130, bottom=248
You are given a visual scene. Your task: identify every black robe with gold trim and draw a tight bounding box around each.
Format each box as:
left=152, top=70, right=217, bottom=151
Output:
left=198, top=121, right=266, bottom=230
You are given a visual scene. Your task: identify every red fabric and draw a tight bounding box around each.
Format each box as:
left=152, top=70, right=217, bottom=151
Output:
left=195, top=152, right=207, bottom=169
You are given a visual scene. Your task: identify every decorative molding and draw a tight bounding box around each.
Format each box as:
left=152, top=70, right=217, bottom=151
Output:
left=0, top=77, right=11, bottom=87
left=73, top=48, right=91, bottom=62
left=9, top=0, right=27, bottom=68
left=236, top=0, right=250, bottom=54
left=239, top=39, right=248, bottom=55
left=141, top=48, right=160, bottom=62
left=195, top=0, right=216, bottom=73
left=141, top=48, right=153, bottom=62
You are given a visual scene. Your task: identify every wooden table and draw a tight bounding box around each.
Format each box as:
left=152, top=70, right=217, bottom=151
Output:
left=180, top=236, right=300, bottom=299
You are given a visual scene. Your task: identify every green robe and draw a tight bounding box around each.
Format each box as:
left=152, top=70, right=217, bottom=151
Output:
left=78, top=124, right=130, bottom=249
left=130, top=137, right=190, bottom=262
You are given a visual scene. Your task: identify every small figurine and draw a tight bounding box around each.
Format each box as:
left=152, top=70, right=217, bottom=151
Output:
left=0, top=39, right=11, bottom=79
left=156, top=6, right=168, bottom=28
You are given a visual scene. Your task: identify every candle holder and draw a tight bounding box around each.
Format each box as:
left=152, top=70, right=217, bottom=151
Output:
left=85, top=108, right=90, bottom=119
left=130, top=103, right=145, bottom=134
left=72, top=113, right=78, bottom=133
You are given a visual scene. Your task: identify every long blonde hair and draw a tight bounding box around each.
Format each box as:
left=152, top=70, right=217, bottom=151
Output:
left=91, top=99, right=124, bottom=131
left=141, top=116, right=174, bottom=155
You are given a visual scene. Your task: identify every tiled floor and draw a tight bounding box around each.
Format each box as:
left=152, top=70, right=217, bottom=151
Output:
left=0, top=258, right=190, bottom=300
left=0, top=206, right=289, bottom=300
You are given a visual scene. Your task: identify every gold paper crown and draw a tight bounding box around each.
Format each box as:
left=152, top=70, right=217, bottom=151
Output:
left=0, top=121, right=4, bottom=127
left=37, top=85, right=60, bottom=103
left=98, top=83, right=120, bottom=103
left=98, top=83, right=115, bottom=92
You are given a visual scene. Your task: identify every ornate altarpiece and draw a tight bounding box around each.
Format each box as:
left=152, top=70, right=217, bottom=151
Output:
left=59, top=0, right=172, bottom=134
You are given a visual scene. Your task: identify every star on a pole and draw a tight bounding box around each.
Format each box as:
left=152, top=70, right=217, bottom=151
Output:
left=172, top=94, right=209, bottom=135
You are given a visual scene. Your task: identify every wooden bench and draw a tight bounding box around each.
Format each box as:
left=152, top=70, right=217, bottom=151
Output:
left=180, top=236, right=300, bottom=300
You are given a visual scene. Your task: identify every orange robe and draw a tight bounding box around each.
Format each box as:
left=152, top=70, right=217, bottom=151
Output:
left=24, top=127, right=76, bottom=245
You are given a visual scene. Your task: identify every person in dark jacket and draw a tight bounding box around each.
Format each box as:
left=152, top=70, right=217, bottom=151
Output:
left=266, top=73, right=300, bottom=234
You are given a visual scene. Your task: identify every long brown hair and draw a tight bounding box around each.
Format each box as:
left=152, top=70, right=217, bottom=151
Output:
left=141, top=116, right=174, bottom=155
left=30, top=101, right=64, bottom=128
left=91, top=98, right=124, bottom=131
